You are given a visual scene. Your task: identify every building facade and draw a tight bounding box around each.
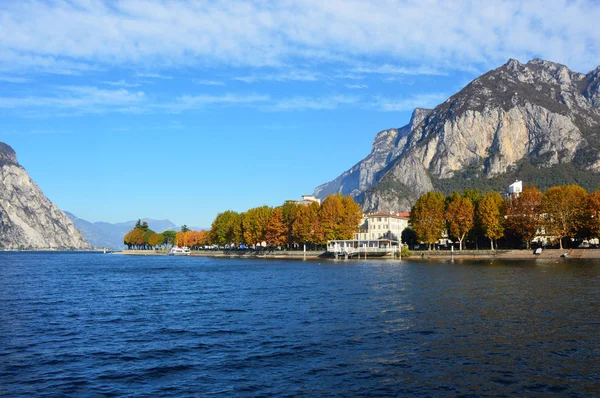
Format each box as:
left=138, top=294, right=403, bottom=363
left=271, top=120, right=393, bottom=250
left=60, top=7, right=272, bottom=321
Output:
left=296, top=194, right=321, bottom=206
left=355, top=212, right=410, bottom=242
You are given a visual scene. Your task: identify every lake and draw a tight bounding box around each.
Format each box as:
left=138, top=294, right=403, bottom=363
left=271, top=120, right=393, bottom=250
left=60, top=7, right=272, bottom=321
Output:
left=1, top=253, right=599, bottom=396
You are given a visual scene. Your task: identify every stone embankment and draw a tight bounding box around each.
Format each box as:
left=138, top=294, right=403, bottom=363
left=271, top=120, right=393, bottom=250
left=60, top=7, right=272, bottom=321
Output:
left=115, top=248, right=600, bottom=260
left=413, top=249, right=600, bottom=260
left=116, top=249, right=326, bottom=259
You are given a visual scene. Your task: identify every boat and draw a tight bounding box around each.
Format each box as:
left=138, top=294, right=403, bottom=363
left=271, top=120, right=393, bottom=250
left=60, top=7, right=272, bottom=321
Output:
left=168, top=246, right=191, bottom=256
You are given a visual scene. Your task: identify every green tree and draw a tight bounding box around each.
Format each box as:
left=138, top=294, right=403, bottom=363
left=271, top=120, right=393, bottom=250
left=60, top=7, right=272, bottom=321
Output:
left=210, top=211, right=242, bottom=246
left=410, top=191, right=446, bottom=250
left=162, top=230, right=176, bottom=246
left=446, top=195, right=474, bottom=251
left=181, top=225, right=190, bottom=233
left=478, top=192, right=505, bottom=250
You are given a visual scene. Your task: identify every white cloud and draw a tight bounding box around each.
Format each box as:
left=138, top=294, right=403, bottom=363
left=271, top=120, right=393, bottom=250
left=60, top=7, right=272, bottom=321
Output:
left=193, top=79, right=225, bottom=86
left=0, top=76, right=31, bottom=83
left=100, top=80, right=140, bottom=87
left=0, top=86, right=145, bottom=114
left=135, top=72, right=172, bottom=80
left=271, top=95, right=358, bottom=111
left=352, top=64, right=445, bottom=76
left=165, top=93, right=270, bottom=113
left=234, top=70, right=319, bottom=83
left=344, top=84, right=368, bottom=89
left=1, top=0, right=598, bottom=75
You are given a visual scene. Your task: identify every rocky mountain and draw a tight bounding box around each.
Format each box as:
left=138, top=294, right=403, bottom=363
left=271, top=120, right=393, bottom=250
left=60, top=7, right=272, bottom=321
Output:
left=0, top=142, right=90, bottom=249
left=65, top=213, right=180, bottom=250
left=315, top=59, right=600, bottom=212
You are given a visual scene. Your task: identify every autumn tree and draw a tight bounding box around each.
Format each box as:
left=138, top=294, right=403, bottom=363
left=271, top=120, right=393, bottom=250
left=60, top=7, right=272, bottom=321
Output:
left=175, top=231, right=185, bottom=247
left=292, top=202, right=324, bottom=247
left=445, top=194, right=474, bottom=251
left=340, top=195, right=363, bottom=239
left=587, top=190, right=600, bottom=238
left=320, top=194, right=345, bottom=240
left=198, top=230, right=211, bottom=246
left=505, top=186, right=543, bottom=249
left=281, top=201, right=300, bottom=246
left=541, top=185, right=588, bottom=249
left=410, top=191, right=446, bottom=250
left=243, top=206, right=273, bottom=246
left=463, top=189, right=483, bottom=249
left=265, top=208, right=288, bottom=247
left=147, top=232, right=162, bottom=249
left=478, top=192, right=505, bottom=250
left=123, top=230, right=133, bottom=249
left=131, top=228, right=145, bottom=248
left=184, top=230, right=200, bottom=249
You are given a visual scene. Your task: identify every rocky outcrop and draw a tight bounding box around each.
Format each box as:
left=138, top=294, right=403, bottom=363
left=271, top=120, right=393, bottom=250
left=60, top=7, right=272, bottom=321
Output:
left=315, top=59, right=600, bottom=212
left=0, top=143, right=90, bottom=249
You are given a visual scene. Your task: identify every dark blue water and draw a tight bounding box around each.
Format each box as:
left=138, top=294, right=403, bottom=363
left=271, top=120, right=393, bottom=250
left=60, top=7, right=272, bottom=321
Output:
left=1, top=253, right=599, bottom=396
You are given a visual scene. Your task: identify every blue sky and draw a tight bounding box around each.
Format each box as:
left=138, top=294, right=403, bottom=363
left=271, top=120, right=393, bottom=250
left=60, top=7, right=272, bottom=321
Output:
left=1, top=0, right=600, bottom=228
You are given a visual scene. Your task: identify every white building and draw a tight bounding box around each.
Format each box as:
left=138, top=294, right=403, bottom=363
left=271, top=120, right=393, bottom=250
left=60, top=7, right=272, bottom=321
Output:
left=355, top=212, right=410, bottom=242
left=508, top=180, right=523, bottom=197
left=296, top=194, right=321, bottom=206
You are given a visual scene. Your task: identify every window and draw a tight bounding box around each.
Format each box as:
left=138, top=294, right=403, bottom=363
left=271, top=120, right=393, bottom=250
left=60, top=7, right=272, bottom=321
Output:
left=378, top=217, right=381, bottom=222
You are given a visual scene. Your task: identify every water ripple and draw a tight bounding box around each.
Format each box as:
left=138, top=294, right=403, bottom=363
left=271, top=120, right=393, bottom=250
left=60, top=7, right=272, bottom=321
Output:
left=1, top=253, right=599, bottom=396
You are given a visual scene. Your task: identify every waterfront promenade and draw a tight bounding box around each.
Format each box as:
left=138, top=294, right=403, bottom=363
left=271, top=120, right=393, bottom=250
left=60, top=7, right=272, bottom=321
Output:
left=115, top=248, right=600, bottom=260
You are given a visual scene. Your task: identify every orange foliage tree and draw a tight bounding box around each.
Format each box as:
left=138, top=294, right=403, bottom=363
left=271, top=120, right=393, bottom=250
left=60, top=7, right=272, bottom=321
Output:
left=292, top=202, right=324, bottom=247
left=506, top=186, right=543, bottom=249
left=445, top=194, right=475, bottom=250
left=265, top=207, right=288, bottom=247
left=410, top=191, right=446, bottom=250
left=175, top=231, right=185, bottom=247
left=541, top=185, right=588, bottom=249
left=478, top=192, right=505, bottom=250
left=587, top=191, right=600, bottom=238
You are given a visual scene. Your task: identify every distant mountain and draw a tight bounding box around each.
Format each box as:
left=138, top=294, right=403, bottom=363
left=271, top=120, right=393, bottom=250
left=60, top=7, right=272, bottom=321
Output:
left=65, top=214, right=181, bottom=249
left=315, top=58, right=600, bottom=211
left=0, top=142, right=90, bottom=250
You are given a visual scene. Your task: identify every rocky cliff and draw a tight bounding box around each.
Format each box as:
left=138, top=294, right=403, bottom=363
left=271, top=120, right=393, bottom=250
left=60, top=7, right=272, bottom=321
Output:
left=315, top=59, right=600, bottom=212
left=0, top=143, right=90, bottom=249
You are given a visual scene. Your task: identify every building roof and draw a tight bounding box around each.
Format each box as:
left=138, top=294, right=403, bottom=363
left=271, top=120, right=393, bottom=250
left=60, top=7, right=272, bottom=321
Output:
left=365, top=211, right=410, bottom=219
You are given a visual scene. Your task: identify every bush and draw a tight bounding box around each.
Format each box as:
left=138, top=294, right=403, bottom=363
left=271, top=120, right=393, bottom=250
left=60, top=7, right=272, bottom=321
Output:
left=401, top=247, right=413, bottom=258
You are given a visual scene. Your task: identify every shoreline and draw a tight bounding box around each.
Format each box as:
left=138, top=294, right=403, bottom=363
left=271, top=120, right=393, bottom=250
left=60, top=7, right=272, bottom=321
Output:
left=113, top=248, right=600, bottom=260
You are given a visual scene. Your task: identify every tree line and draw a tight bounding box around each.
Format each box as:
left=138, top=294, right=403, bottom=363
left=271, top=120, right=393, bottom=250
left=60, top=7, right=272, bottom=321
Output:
left=410, top=185, right=600, bottom=250
left=123, top=194, right=363, bottom=250
left=209, top=194, right=363, bottom=249
left=123, top=220, right=178, bottom=250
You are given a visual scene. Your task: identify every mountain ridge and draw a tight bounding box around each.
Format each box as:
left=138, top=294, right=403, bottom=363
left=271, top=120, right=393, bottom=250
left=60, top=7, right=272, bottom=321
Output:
left=314, top=58, right=600, bottom=212
left=0, top=142, right=90, bottom=249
